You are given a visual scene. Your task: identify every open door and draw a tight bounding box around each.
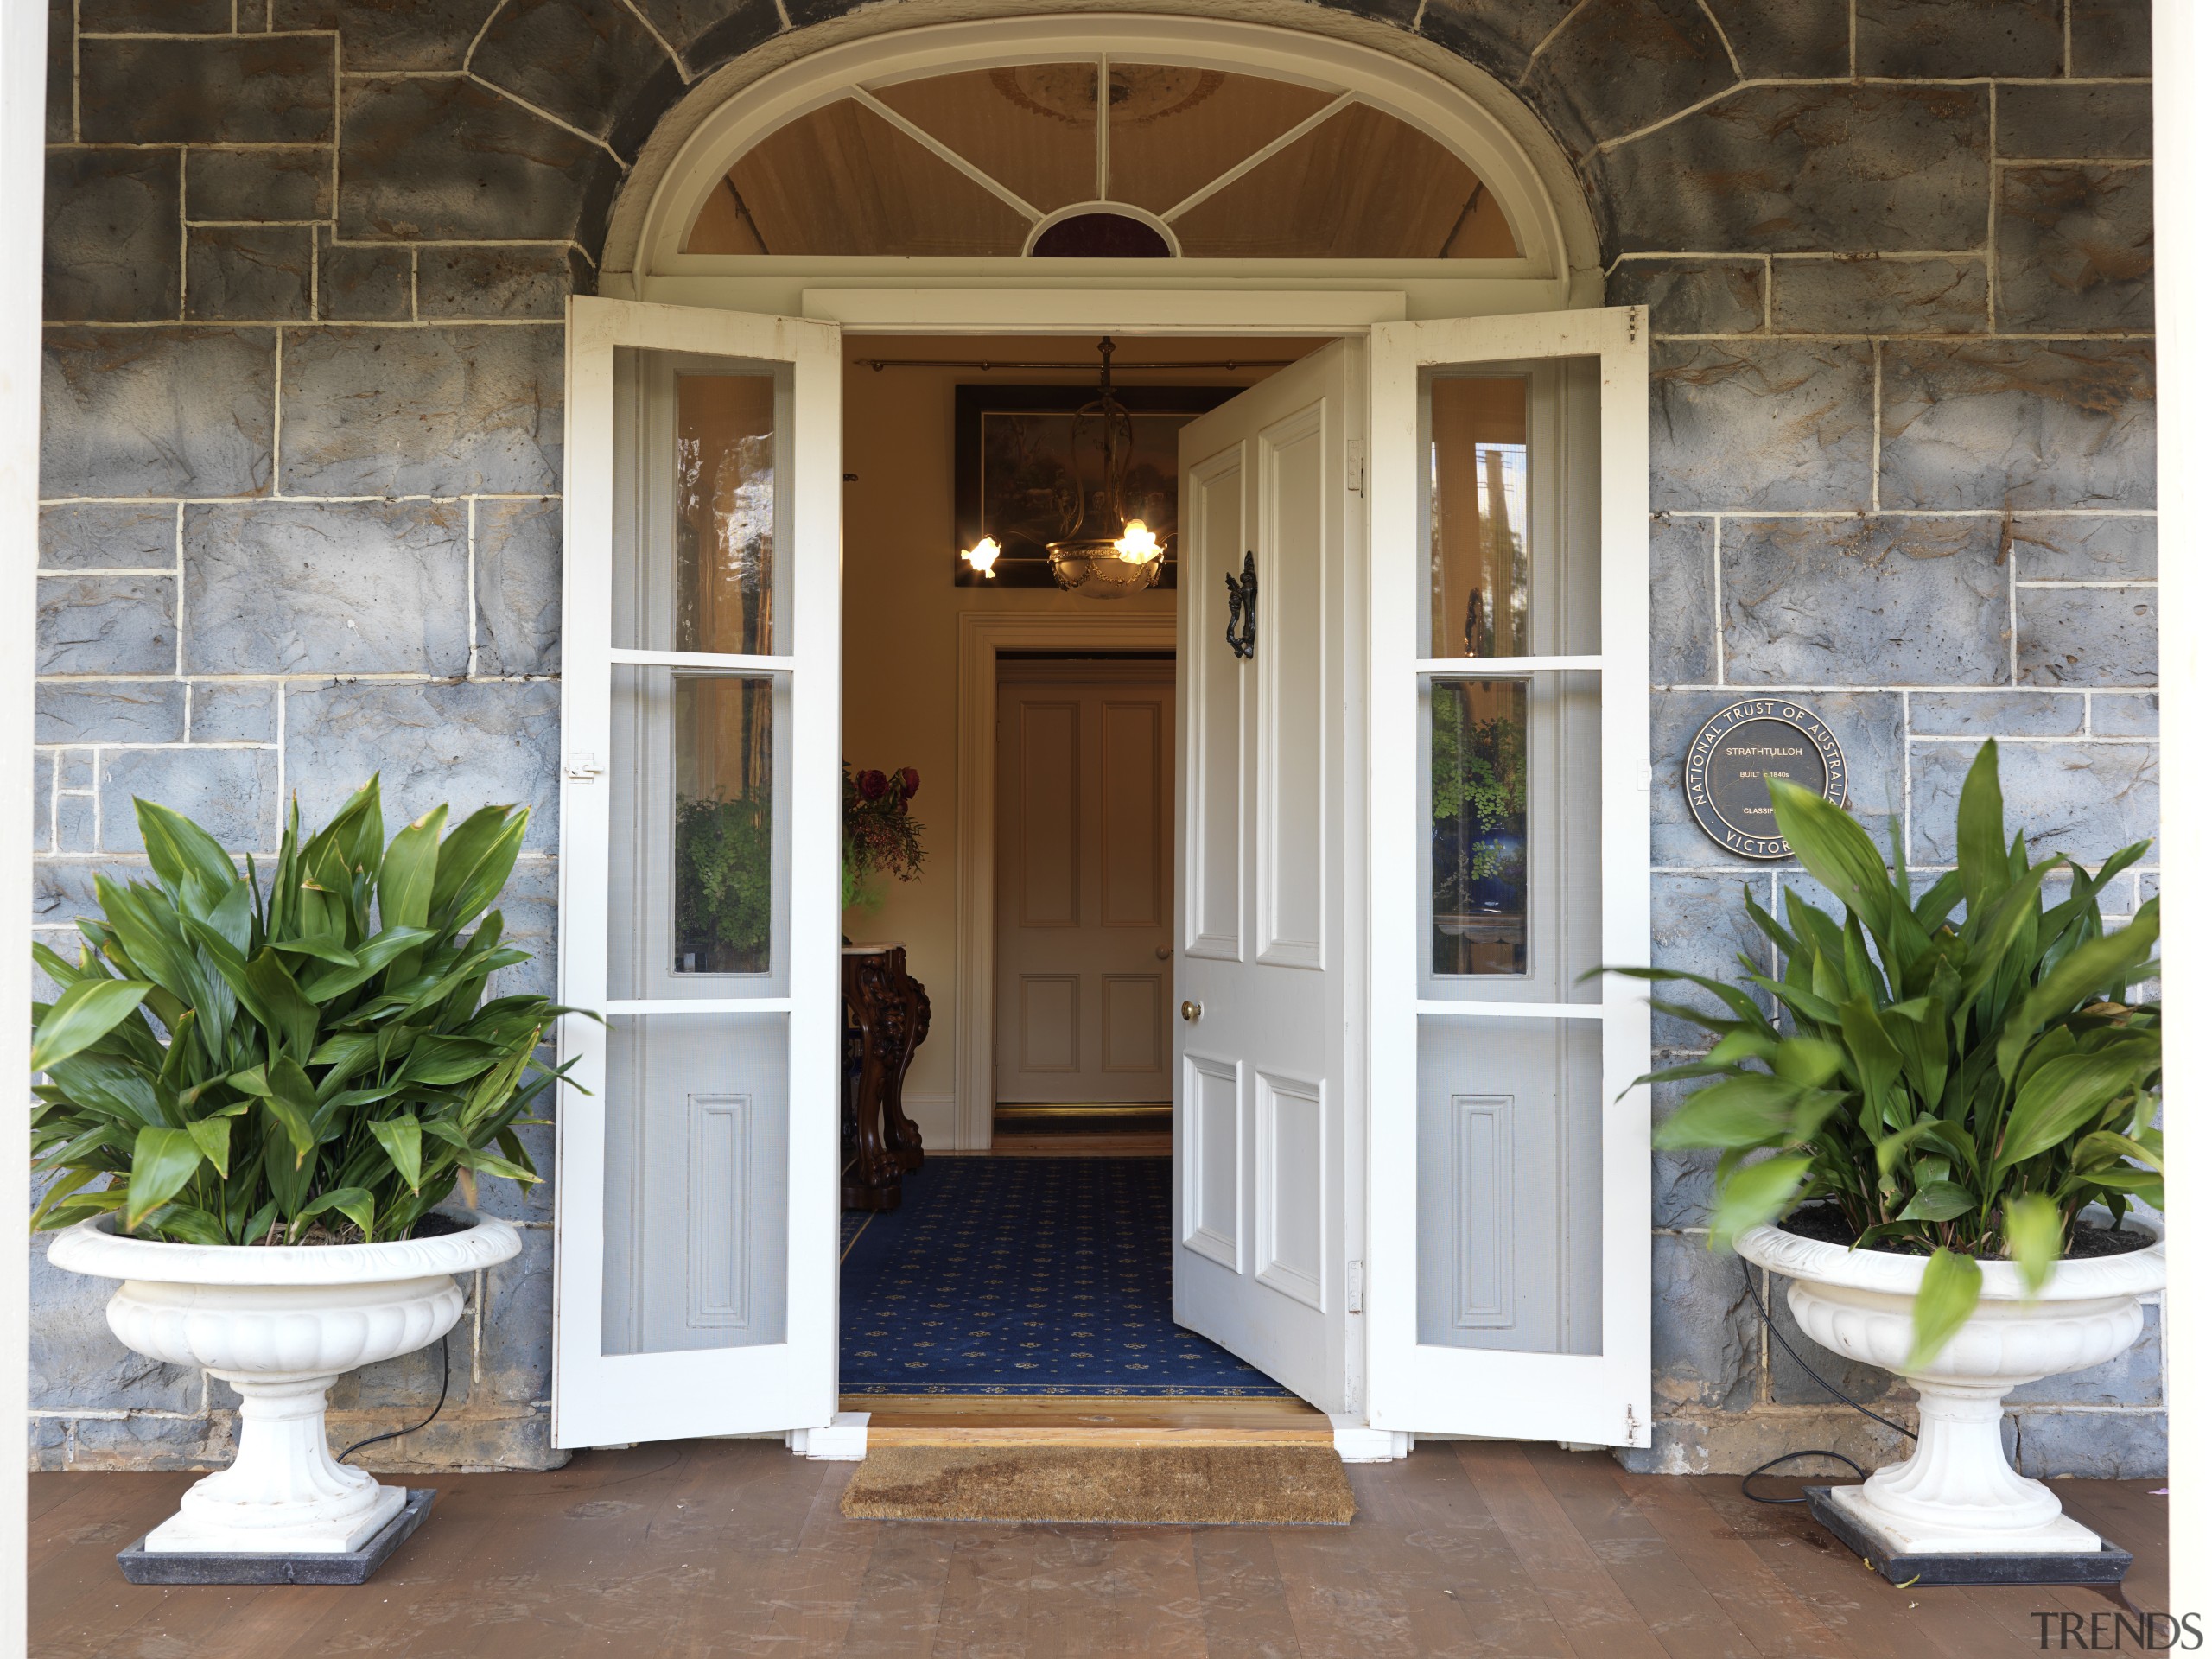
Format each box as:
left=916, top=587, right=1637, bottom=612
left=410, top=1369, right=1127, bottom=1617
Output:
left=1366, top=308, right=1651, bottom=1448
left=1173, top=340, right=1363, bottom=1412
left=552, top=297, right=843, bottom=1448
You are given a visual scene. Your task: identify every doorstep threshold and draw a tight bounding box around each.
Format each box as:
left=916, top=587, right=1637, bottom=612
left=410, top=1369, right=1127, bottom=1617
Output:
left=841, top=1392, right=1333, bottom=1448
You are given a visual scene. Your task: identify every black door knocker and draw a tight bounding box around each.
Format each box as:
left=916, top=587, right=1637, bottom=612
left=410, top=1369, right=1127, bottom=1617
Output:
left=1224, top=550, right=1257, bottom=660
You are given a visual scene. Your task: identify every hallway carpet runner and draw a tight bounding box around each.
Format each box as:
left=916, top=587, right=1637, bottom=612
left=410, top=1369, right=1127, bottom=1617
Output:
left=840, top=1156, right=1291, bottom=1397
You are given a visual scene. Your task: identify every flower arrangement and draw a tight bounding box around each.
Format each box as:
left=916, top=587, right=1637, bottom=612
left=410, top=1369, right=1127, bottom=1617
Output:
left=843, top=766, right=926, bottom=910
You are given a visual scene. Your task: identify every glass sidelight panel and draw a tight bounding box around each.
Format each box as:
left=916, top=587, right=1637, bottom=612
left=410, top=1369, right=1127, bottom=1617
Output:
left=1421, top=360, right=1600, bottom=660
left=1419, top=671, right=1599, bottom=997
left=614, top=351, right=791, bottom=657
left=601, top=1013, right=790, bottom=1356
left=608, top=668, right=790, bottom=999
left=1414, top=1014, right=1601, bottom=1354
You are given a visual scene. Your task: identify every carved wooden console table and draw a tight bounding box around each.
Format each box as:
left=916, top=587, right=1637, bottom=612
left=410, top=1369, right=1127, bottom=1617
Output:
left=840, top=943, right=930, bottom=1211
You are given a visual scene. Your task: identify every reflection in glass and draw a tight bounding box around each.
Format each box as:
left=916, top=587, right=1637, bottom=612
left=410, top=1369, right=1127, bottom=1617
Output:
left=1431, top=680, right=1527, bottom=976
left=676, top=373, right=778, bottom=655
left=1428, top=377, right=1529, bottom=658
left=671, top=674, right=774, bottom=976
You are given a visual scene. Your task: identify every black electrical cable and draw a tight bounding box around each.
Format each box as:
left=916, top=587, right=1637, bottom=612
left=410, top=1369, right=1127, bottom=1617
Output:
left=336, top=1332, right=450, bottom=1465
left=1738, top=1255, right=1916, bottom=1505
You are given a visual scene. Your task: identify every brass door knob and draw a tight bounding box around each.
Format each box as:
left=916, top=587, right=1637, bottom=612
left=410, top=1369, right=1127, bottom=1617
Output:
left=1180, top=1000, right=1202, bottom=1023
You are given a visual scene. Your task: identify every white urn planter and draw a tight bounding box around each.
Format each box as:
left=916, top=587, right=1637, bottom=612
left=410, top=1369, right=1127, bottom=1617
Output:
left=48, top=1212, right=519, bottom=1556
left=1735, top=1217, right=2164, bottom=1559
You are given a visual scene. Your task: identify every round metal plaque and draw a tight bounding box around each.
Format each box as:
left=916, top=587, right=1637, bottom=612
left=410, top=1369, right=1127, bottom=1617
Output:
left=1683, top=699, right=1847, bottom=860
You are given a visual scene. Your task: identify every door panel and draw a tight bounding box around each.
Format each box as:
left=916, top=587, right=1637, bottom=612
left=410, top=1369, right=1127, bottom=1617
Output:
left=995, top=675, right=1174, bottom=1103
left=555, top=297, right=842, bottom=1448
left=1186, top=447, right=1246, bottom=961
left=1173, top=340, right=1360, bottom=1413
left=1367, top=307, right=1651, bottom=1448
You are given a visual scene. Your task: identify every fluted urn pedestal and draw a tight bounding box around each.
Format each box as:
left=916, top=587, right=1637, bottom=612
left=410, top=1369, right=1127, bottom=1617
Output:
left=1736, top=1218, right=2164, bottom=1563
left=48, top=1214, right=519, bottom=1557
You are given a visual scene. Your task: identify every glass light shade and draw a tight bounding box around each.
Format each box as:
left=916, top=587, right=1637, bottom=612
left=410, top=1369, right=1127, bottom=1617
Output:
left=963, top=535, right=1002, bottom=577
left=1113, top=520, right=1160, bottom=563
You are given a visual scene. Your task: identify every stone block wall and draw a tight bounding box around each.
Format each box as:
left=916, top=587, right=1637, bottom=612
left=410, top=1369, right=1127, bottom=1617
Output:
left=32, top=0, right=2158, bottom=1477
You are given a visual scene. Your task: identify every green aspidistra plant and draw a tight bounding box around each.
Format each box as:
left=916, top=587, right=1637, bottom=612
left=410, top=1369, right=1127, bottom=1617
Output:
left=29, top=778, right=577, bottom=1246
left=1624, top=740, right=2161, bottom=1370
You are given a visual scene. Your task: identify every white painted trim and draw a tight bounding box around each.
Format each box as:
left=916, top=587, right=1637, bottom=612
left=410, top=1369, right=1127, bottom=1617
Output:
left=1412, top=1001, right=1607, bottom=1021
left=802, top=288, right=1407, bottom=332
left=1414, top=655, right=1605, bottom=676
left=1330, top=1413, right=1414, bottom=1462
left=2152, top=0, right=2207, bottom=1593
left=553, top=296, right=844, bottom=1451
left=786, top=1411, right=870, bottom=1459
left=954, top=610, right=1177, bottom=1150
left=1, top=0, right=45, bottom=1630
left=1366, top=306, right=1653, bottom=1448
left=1022, top=200, right=1184, bottom=258
left=607, top=648, right=795, bottom=672
left=629, top=15, right=1573, bottom=289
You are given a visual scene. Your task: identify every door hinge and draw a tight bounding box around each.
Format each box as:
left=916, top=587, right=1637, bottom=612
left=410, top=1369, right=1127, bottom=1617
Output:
left=1627, top=1403, right=1642, bottom=1442
left=563, top=751, right=604, bottom=781
left=1346, top=1259, right=1364, bottom=1313
left=1346, top=438, right=1366, bottom=495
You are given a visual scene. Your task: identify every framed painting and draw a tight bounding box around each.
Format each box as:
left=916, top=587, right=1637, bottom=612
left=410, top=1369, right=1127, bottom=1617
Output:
left=951, top=385, right=1239, bottom=588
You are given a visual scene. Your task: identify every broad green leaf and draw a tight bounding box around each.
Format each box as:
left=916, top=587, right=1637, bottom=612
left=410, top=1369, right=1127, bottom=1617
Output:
left=1997, top=903, right=2160, bottom=1080
left=2071, top=1129, right=2162, bottom=1173
left=124, top=1127, right=205, bottom=1232
left=1953, top=741, right=2008, bottom=916
left=2005, top=1194, right=2063, bottom=1295
left=30, top=979, right=152, bottom=1074
left=1996, top=1051, right=2148, bottom=1171
left=1773, top=1037, right=1843, bottom=1090
left=1904, top=1249, right=1984, bottom=1372
left=301, top=1186, right=376, bottom=1241
left=29, top=1168, right=104, bottom=1234
left=1896, top=1181, right=1975, bottom=1223
left=243, top=950, right=319, bottom=1059
left=186, top=1116, right=232, bottom=1179
left=378, top=807, right=446, bottom=932
left=368, top=1116, right=423, bottom=1193
left=1709, top=1154, right=1810, bottom=1243
left=134, top=798, right=239, bottom=902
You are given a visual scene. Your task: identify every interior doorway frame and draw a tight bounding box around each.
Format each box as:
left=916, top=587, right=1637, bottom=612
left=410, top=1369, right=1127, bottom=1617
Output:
left=953, top=611, right=1177, bottom=1149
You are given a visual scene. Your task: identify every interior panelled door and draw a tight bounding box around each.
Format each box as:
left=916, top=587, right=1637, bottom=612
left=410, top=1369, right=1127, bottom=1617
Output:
left=1366, top=308, right=1652, bottom=1448
left=1173, top=340, right=1362, bottom=1412
left=553, top=296, right=842, bottom=1447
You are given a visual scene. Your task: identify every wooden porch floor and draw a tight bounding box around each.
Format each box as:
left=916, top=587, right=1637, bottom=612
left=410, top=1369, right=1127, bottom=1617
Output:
left=29, top=1441, right=2170, bottom=1657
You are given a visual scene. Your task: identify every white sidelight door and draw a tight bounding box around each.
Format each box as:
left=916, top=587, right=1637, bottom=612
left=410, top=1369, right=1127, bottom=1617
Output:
left=552, top=297, right=842, bottom=1448
left=1173, top=340, right=1363, bottom=1412
left=1366, top=308, right=1651, bottom=1447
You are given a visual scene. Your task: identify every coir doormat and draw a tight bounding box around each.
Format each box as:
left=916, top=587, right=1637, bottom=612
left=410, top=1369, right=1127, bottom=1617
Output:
left=838, top=1445, right=1356, bottom=1526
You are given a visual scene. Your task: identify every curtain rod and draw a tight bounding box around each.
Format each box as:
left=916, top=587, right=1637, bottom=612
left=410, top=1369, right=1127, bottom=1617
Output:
left=852, top=358, right=1296, bottom=372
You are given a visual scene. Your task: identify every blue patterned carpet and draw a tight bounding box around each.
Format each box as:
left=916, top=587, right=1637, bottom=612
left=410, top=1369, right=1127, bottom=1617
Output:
left=840, top=1156, right=1291, bottom=1397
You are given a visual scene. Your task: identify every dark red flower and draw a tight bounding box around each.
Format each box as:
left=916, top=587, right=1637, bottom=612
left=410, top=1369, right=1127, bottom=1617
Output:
left=856, top=769, right=888, bottom=800
left=898, top=767, right=920, bottom=800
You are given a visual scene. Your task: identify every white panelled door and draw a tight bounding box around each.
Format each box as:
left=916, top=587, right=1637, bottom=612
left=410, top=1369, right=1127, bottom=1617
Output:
left=552, top=297, right=843, bottom=1448
left=1365, top=308, right=1652, bottom=1448
left=1173, top=340, right=1362, bottom=1412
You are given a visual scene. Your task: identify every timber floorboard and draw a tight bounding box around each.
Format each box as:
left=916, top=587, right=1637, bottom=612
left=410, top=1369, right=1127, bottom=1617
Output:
left=30, top=1441, right=2170, bottom=1657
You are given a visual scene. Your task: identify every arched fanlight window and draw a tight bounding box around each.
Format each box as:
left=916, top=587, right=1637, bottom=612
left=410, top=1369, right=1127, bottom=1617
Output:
left=684, top=60, right=1519, bottom=259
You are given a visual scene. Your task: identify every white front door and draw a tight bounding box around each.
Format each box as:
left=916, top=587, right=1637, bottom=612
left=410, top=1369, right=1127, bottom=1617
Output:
left=995, top=668, right=1175, bottom=1108
left=1172, top=340, right=1363, bottom=1412
left=1365, top=308, right=1653, bottom=1447
left=552, top=297, right=843, bottom=1447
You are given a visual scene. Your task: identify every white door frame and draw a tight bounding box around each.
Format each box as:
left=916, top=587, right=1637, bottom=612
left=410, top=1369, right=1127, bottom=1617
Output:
left=954, top=611, right=1176, bottom=1149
